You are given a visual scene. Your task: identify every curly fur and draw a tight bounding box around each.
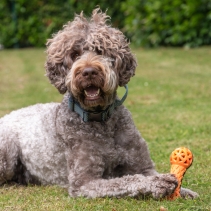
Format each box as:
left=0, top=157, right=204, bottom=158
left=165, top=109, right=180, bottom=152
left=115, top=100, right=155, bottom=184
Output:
left=45, top=8, right=136, bottom=94
left=0, top=8, right=198, bottom=200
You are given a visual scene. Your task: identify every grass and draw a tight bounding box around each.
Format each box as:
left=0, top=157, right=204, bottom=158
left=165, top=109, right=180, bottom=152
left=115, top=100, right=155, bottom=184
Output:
left=0, top=48, right=211, bottom=210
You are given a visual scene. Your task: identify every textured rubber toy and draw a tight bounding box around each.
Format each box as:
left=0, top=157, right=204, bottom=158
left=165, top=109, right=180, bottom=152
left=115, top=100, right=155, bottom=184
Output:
left=168, top=147, right=193, bottom=200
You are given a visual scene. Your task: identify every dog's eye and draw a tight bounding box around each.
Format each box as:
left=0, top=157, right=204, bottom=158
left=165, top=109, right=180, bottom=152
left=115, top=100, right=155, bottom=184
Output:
left=71, top=52, right=79, bottom=61
left=96, top=48, right=102, bottom=55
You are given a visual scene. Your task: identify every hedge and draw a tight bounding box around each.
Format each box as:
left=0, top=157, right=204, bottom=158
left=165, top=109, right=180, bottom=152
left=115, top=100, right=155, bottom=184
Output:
left=0, top=0, right=125, bottom=48
left=1, top=0, right=211, bottom=48
left=122, top=0, right=211, bottom=47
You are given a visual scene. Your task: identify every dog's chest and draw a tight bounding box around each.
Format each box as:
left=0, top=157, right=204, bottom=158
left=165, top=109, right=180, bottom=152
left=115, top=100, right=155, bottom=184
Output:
left=64, top=118, right=125, bottom=177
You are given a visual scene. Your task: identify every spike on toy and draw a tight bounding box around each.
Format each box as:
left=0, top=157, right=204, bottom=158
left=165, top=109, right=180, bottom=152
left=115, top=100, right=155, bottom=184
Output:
left=168, top=147, right=193, bottom=200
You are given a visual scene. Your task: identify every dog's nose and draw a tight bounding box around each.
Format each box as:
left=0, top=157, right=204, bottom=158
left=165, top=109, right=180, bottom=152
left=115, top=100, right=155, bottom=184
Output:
left=82, top=67, right=98, bottom=78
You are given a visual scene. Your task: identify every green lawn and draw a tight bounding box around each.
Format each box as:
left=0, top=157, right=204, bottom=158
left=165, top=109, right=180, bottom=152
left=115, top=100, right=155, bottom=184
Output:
left=0, top=48, right=211, bottom=210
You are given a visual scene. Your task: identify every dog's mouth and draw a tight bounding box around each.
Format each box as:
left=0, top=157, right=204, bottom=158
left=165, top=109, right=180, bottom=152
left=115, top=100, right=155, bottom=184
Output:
left=84, top=85, right=101, bottom=100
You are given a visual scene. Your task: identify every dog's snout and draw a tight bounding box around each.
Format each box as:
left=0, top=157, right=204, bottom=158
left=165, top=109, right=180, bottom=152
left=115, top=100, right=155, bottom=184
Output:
left=82, top=67, right=98, bottom=78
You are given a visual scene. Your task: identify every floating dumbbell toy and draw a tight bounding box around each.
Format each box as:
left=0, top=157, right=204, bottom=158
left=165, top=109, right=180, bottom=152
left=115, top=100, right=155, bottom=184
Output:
left=168, top=147, right=193, bottom=200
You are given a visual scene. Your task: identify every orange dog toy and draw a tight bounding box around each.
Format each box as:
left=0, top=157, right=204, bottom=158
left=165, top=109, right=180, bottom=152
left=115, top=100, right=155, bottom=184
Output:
left=168, top=147, right=193, bottom=200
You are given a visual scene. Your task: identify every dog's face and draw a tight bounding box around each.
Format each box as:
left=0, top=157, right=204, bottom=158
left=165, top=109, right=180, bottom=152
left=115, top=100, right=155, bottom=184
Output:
left=45, top=8, right=137, bottom=110
left=65, top=52, right=117, bottom=110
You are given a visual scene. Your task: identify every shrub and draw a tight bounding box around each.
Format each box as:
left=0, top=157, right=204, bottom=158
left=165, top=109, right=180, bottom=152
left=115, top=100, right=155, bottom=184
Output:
left=121, top=0, right=211, bottom=47
left=0, top=0, right=125, bottom=48
left=1, top=0, right=211, bottom=48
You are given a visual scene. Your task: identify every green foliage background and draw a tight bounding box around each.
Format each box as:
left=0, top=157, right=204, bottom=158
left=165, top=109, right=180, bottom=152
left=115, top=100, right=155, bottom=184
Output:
left=0, top=0, right=125, bottom=48
left=0, top=0, right=211, bottom=48
left=122, top=0, right=211, bottom=47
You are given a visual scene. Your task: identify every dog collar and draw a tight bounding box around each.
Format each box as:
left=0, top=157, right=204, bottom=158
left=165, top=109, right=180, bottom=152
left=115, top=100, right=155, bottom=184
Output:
left=68, top=85, right=128, bottom=122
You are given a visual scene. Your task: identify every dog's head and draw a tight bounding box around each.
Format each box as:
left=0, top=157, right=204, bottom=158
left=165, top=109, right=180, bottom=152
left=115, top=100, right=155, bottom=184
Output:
left=45, top=8, right=137, bottom=110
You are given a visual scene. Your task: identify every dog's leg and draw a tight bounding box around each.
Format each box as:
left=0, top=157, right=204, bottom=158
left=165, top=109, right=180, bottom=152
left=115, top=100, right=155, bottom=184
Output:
left=68, top=171, right=178, bottom=199
left=0, top=137, right=19, bottom=185
left=77, top=176, right=198, bottom=199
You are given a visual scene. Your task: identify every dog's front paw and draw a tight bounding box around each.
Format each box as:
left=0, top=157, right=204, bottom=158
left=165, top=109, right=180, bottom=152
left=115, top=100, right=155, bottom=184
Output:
left=149, top=174, right=178, bottom=199
left=180, top=187, right=199, bottom=199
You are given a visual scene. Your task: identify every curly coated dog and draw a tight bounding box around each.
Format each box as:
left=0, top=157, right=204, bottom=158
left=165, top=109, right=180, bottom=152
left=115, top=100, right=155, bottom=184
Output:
left=0, top=9, right=198, bottom=199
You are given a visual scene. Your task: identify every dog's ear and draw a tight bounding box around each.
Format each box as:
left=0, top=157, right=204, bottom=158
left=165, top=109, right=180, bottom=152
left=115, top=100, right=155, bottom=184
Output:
left=89, top=8, right=137, bottom=87
left=106, top=29, right=137, bottom=87
left=45, top=14, right=87, bottom=94
left=117, top=47, right=137, bottom=87
left=45, top=34, right=83, bottom=94
left=45, top=34, right=69, bottom=94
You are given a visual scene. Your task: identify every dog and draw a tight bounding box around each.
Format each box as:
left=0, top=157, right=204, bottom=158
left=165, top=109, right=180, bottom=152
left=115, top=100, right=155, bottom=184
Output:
left=0, top=8, right=198, bottom=199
